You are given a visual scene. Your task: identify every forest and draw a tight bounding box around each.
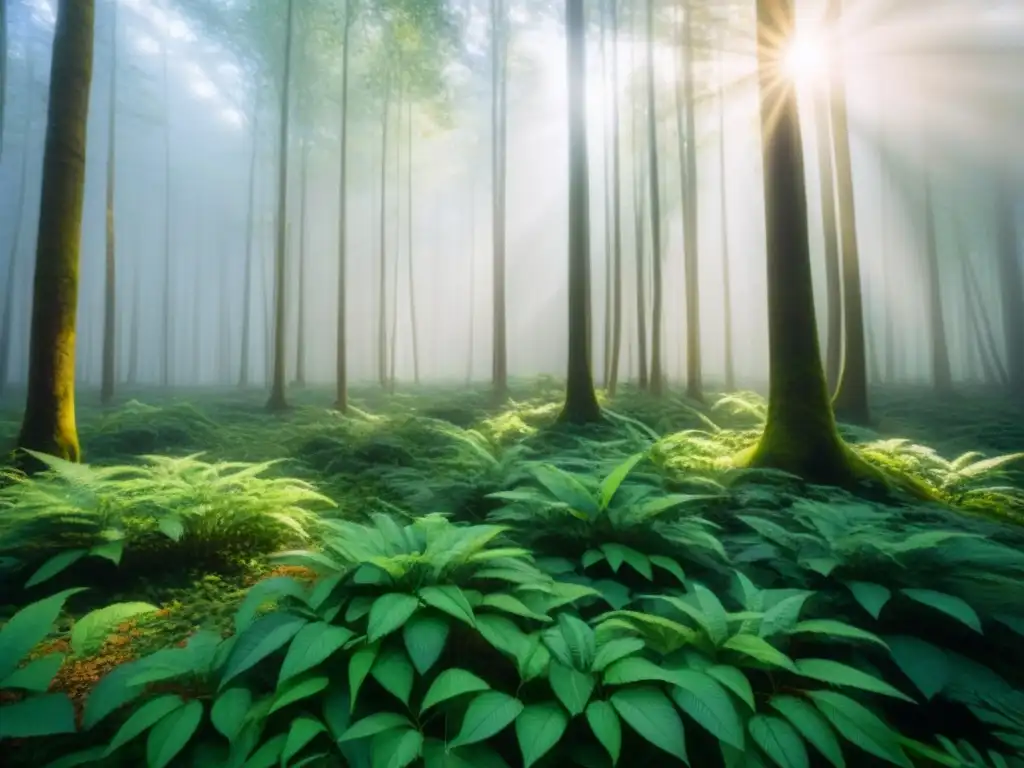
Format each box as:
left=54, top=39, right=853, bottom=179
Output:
left=0, top=0, right=1022, bottom=766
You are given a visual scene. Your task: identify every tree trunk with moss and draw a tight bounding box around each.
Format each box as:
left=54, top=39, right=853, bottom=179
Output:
left=736, top=0, right=868, bottom=489
left=559, top=0, right=601, bottom=425
left=17, top=0, right=95, bottom=463
left=101, top=0, right=118, bottom=405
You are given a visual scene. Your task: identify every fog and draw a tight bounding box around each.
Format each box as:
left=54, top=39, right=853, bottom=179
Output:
left=0, top=0, right=1022, bottom=393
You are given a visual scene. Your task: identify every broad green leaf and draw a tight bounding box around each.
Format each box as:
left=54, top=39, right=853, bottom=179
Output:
left=448, top=691, right=524, bottom=749
left=1, top=653, right=64, bottom=692
left=339, top=712, right=413, bottom=742
left=367, top=593, right=421, bottom=643
left=609, top=686, right=688, bottom=762
left=807, top=690, right=912, bottom=767
left=723, top=633, right=797, bottom=671
left=419, top=586, right=475, bottom=627
left=420, top=668, right=490, bottom=713
left=0, top=588, right=86, bottom=681
left=886, top=635, right=950, bottom=701
left=71, top=602, right=159, bottom=657
left=282, top=715, right=327, bottom=766
left=769, top=695, right=845, bottom=768
left=748, top=714, right=809, bottom=768
left=371, top=648, right=415, bottom=706
left=603, top=656, right=680, bottom=687
left=402, top=613, right=450, bottom=675
left=670, top=669, right=745, bottom=750
left=422, top=740, right=511, bottom=768
left=649, top=555, right=686, bottom=585
left=269, top=675, right=329, bottom=714
left=555, top=612, right=597, bottom=670
left=158, top=515, right=185, bottom=542
left=530, top=464, right=599, bottom=518
left=104, top=694, right=185, bottom=755
left=706, top=665, right=756, bottom=711
left=844, top=581, right=892, bottom=620
left=592, top=637, right=646, bottom=672
left=241, top=732, right=286, bottom=767
left=146, top=698, right=204, bottom=768
left=481, top=593, right=551, bottom=623
left=0, top=693, right=77, bottom=738
left=475, top=614, right=530, bottom=659
left=585, top=699, right=622, bottom=766
left=582, top=549, right=605, bottom=569
left=691, top=583, right=729, bottom=645
left=548, top=662, right=595, bottom=716
left=787, top=620, right=888, bottom=649
left=211, top=688, right=252, bottom=742
left=40, top=746, right=109, bottom=768
left=515, top=633, right=552, bottom=682
left=234, top=576, right=308, bottom=634
left=900, top=589, right=982, bottom=633
left=516, top=702, right=569, bottom=768
left=82, top=660, right=148, bottom=729
left=794, top=659, right=914, bottom=702
left=371, top=728, right=423, bottom=768
left=89, top=539, right=125, bottom=566
left=599, top=452, right=647, bottom=509
left=221, top=612, right=307, bottom=688
left=601, top=543, right=653, bottom=581
left=279, top=622, right=355, bottom=685
left=759, top=593, right=812, bottom=638
left=349, top=642, right=380, bottom=710
left=25, top=549, right=88, bottom=588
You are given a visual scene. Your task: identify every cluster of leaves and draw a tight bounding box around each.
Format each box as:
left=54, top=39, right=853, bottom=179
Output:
left=81, top=400, right=221, bottom=459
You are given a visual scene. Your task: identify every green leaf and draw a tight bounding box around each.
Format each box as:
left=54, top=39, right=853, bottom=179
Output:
left=234, top=576, right=308, bottom=635
left=794, top=659, right=915, bottom=702
left=0, top=588, right=86, bottom=681
left=705, top=665, right=756, bottom=711
left=348, top=642, right=380, bottom=710
left=448, top=691, right=524, bottom=749
left=548, top=662, right=595, bottom=716
left=787, top=620, right=888, bottom=648
left=158, top=515, right=185, bottom=542
left=41, top=746, right=109, bottom=768
left=269, top=674, right=329, bottom=714
left=371, top=647, right=415, bottom=706
left=371, top=728, right=423, bottom=768
left=25, top=549, right=88, bottom=588
left=211, top=688, right=252, bottom=742
left=221, top=612, right=307, bottom=688
left=601, top=543, right=653, bottom=580
left=691, top=583, right=730, bottom=645
left=555, top=612, right=597, bottom=670
left=71, top=602, right=159, bottom=657
left=419, top=586, right=475, bottom=627
left=1, top=653, right=64, bottom=692
left=516, top=702, right=569, bottom=768
left=759, top=593, right=812, bottom=638
left=900, top=589, right=982, bottom=633
left=592, top=637, right=646, bottom=672
left=769, top=695, right=845, bottom=768
left=844, top=581, right=892, bottom=620
left=420, top=668, right=491, bottom=714
left=82, top=661, right=147, bottom=729
left=422, top=740, right=511, bottom=768
left=340, top=712, right=413, bottom=742
left=282, top=715, right=327, bottom=766
left=722, top=633, right=797, bottom=671
left=480, top=593, right=551, bottom=623
left=146, top=698, right=204, bottom=768
left=475, top=614, right=530, bottom=659
left=603, top=656, right=680, bottom=687
left=585, top=699, right=622, bottom=766
left=278, top=622, right=354, bottom=685
left=89, top=539, right=125, bottom=566
left=886, top=635, right=950, bottom=701
left=402, top=613, right=450, bottom=675
left=748, top=714, right=809, bottom=768
left=669, top=669, right=745, bottom=750
left=242, top=732, right=286, bottom=767
left=609, top=686, right=688, bottom=762
left=807, top=690, right=912, bottom=767
left=367, top=593, right=421, bottom=643
left=0, top=693, right=77, bottom=738
left=515, top=633, right=552, bottom=682
left=649, top=555, right=687, bottom=584
left=599, top=452, right=647, bottom=509
left=105, top=694, right=185, bottom=755
left=530, top=463, right=599, bottom=517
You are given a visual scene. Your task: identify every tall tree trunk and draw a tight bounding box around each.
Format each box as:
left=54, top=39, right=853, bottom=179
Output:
left=0, top=0, right=6, bottom=160
left=101, top=0, right=118, bottom=405
left=631, top=0, right=647, bottom=390
left=963, top=260, right=1001, bottom=386
left=239, top=98, right=259, bottom=387
left=680, top=0, right=702, bottom=400
left=294, top=137, right=309, bottom=387
left=814, top=92, right=842, bottom=393
left=467, top=179, right=476, bottom=384
left=923, top=177, right=953, bottom=393
left=191, top=239, right=202, bottom=383
left=716, top=50, right=735, bottom=392
left=334, top=0, right=353, bottom=411
left=389, top=85, right=402, bottom=392
left=16, top=0, right=95, bottom=463
left=736, top=0, right=868, bottom=488
left=407, top=97, right=420, bottom=384
left=490, top=0, right=508, bottom=398
left=0, top=110, right=32, bottom=397
left=377, top=74, right=392, bottom=388
left=559, top=0, right=601, bottom=424
left=963, top=249, right=1008, bottom=386
left=126, top=263, right=138, bottom=385
left=599, top=0, right=612, bottom=386
left=266, top=0, right=296, bottom=411
left=606, top=0, right=623, bottom=395
left=828, top=0, right=869, bottom=424
left=644, top=0, right=663, bottom=396
left=160, top=31, right=173, bottom=388
left=995, top=180, right=1024, bottom=396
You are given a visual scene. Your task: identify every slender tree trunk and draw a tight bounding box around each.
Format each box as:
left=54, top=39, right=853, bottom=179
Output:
left=558, top=0, right=601, bottom=424
left=334, top=0, right=353, bottom=411
left=294, top=137, right=309, bottom=387
left=126, top=264, right=138, bottom=385
left=923, top=176, right=953, bottom=392
left=266, top=0, right=296, bottom=411
left=377, top=74, right=392, bottom=388
left=963, top=260, right=1000, bottom=386
left=467, top=179, right=476, bottom=385
left=407, top=97, right=420, bottom=384
left=644, top=0, right=663, bottom=396
left=606, top=0, right=623, bottom=395
left=964, top=250, right=1008, bottom=386
left=239, top=98, right=259, bottom=387
left=491, top=0, right=509, bottom=398
left=191, top=235, right=202, bottom=383
left=0, top=111, right=32, bottom=397
left=814, top=92, right=842, bottom=393
left=631, top=0, right=647, bottom=390
left=995, top=180, right=1024, bottom=396
left=0, top=0, right=6, bottom=160
left=101, top=0, right=118, bottom=405
left=389, top=85, right=402, bottom=392
left=160, top=32, right=172, bottom=388
left=680, top=0, right=702, bottom=400
left=716, top=51, right=735, bottom=391
left=16, top=0, right=95, bottom=463
left=600, top=0, right=612, bottom=386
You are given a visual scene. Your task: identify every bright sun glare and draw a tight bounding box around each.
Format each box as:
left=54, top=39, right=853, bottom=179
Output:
left=783, top=30, right=828, bottom=86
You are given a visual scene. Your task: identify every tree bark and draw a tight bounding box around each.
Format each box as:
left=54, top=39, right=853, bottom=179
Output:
left=995, top=180, right=1024, bottom=396
left=716, top=49, right=735, bottom=391
left=101, top=0, right=118, bottom=405
left=680, top=0, right=702, bottom=401
left=490, top=0, right=508, bottom=398
left=814, top=92, right=842, bottom=393
left=407, top=96, right=420, bottom=384
left=17, top=0, right=96, bottom=463
left=923, top=176, right=953, bottom=393
left=0, top=108, right=32, bottom=397
left=160, top=28, right=173, bottom=388
left=294, top=137, right=309, bottom=387
left=606, top=0, right=623, bottom=395
left=334, top=0, right=353, bottom=410
left=239, top=95, right=259, bottom=388
left=644, top=0, right=663, bottom=396
left=377, top=73, right=392, bottom=388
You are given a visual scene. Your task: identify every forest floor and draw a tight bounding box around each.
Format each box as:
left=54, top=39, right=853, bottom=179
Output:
left=0, top=380, right=1023, bottom=767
